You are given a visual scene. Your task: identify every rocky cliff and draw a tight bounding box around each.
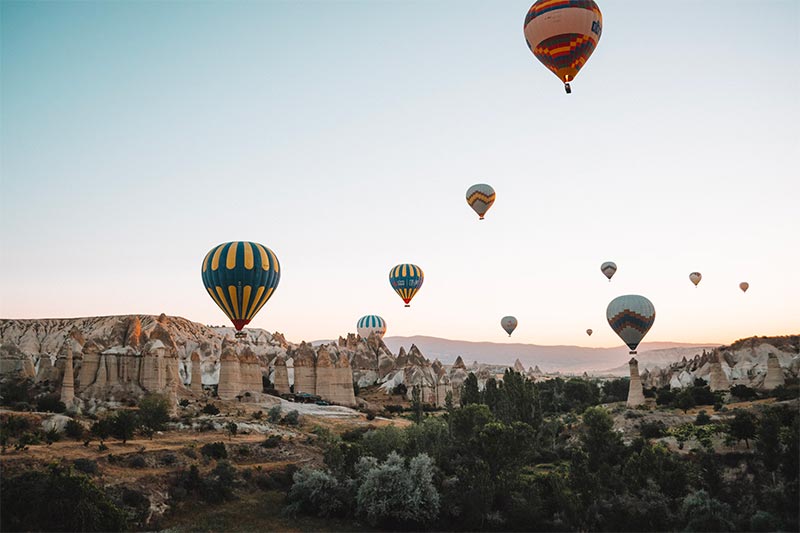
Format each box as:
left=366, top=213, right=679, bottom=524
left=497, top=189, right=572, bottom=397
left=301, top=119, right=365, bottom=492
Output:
left=640, top=335, right=800, bottom=390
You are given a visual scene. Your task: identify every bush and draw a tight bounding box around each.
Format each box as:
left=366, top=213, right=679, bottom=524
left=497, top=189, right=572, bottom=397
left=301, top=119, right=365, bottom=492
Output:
left=392, top=383, right=408, bottom=397
left=355, top=452, right=439, bottom=527
left=384, top=404, right=404, bottom=414
left=252, top=410, right=263, bottom=420
left=201, top=441, right=228, bottom=460
left=65, top=419, right=85, bottom=440
left=161, top=453, right=178, bottom=466
left=640, top=420, right=667, bottom=439
left=0, top=379, right=32, bottom=405
left=261, top=435, right=282, bottom=448
left=129, top=455, right=147, bottom=468
left=73, top=458, right=99, bottom=475
left=36, top=395, right=66, bottom=413
left=695, top=410, right=712, bottom=426
left=202, top=403, right=220, bottom=415
left=179, top=399, right=190, bottom=408
left=111, top=410, right=139, bottom=443
left=267, top=405, right=282, bottom=423
left=366, top=411, right=376, bottom=421
left=0, top=465, right=127, bottom=532
left=225, top=421, right=238, bottom=439
left=286, top=468, right=348, bottom=518
left=730, top=384, right=758, bottom=401
left=282, top=410, right=300, bottom=426
left=91, top=419, right=114, bottom=440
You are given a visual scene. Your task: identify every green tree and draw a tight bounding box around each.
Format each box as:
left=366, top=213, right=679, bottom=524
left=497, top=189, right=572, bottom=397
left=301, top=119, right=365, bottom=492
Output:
left=680, top=490, right=734, bottom=532
left=461, top=373, right=481, bottom=406
left=580, top=406, right=623, bottom=471
left=676, top=389, right=696, bottom=413
left=727, top=409, right=757, bottom=448
left=111, top=410, right=138, bottom=444
left=756, top=410, right=782, bottom=474
left=225, top=421, right=238, bottom=441
left=138, top=394, right=170, bottom=438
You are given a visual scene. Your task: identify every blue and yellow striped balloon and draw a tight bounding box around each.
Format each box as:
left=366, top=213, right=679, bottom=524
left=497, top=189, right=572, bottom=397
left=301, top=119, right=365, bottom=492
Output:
left=389, top=264, right=424, bottom=307
left=357, top=315, right=387, bottom=339
left=201, top=241, right=280, bottom=331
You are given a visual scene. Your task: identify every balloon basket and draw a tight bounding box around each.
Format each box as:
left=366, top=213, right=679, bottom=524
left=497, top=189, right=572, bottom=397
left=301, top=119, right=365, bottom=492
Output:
left=235, top=331, right=247, bottom=339
left=404, top=304, right=410, bottom=308
left=564, top=82, right=571, bottom=94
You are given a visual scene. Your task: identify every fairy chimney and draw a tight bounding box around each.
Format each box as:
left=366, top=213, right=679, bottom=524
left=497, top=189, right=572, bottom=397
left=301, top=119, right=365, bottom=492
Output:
left=627, top=358, right=646, bottom=407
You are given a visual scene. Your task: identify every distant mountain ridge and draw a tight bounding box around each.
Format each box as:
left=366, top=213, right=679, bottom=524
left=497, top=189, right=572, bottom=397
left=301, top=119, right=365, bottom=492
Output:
left=378, top=335, right=719, bottom=373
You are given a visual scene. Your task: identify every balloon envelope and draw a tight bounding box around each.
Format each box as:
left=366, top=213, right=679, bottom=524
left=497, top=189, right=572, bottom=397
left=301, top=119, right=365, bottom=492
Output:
left=606, top=295, right=655, bottom=354
left=466, top=184, right=496, bottom=220
left=501, top=316, right=518, bottom=336
left=586, top=329, right=593, bottom=336
left=389, top=264, right=424, bottom=306
left=523, top=0, right=603, bottom=88
left=739, top=282, right=749, bottom=293
left=357, top=315, right=387, bottom=339
left=201, top=241, right=281, bottom=331
left=601, top=261, right=617, bottom=281
left=690, top=272, right=702, bottom=287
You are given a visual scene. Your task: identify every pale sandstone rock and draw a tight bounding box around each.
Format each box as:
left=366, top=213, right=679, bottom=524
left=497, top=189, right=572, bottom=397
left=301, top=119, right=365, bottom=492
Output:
left=627, top=358, right=645, bottom=407
left=763, top=354, right=786, bottom=389
left=60, top=342, right=75, bottom=407
left=217, top=348, right=241, bottom=400
left=190, top=352, right=203, bottom=394
left=272, top=355, right=291, bottom=394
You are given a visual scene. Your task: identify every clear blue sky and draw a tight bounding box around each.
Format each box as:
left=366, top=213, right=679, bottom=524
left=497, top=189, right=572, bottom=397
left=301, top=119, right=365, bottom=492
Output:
left=2, top=0, right=798, bottom=347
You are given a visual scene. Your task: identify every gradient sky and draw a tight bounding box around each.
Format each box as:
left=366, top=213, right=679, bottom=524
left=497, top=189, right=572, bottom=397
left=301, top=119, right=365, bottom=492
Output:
left=2, top=0, right=798, bottom=348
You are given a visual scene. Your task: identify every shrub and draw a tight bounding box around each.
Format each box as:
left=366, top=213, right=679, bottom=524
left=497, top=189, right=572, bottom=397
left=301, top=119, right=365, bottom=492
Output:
left=286, top=468, right=348, bottom=518
left=384, top=404, right=404, bottom=414
left=161, top=453, right=178, bottom=466
left=91, top=419, right=114, bottom=440
left=0, top=465, right=127, bottom=532
left=261, top=435, right=282, bottom=448
left=179, top=399, right=190, bottom=408
left=65, top=419, right=85, bottom=440
left=73, top=458, right=99, bottom=475
left=640, top=420, right=667, bottom=439
left=366, top=411, right=376, bottom=421
left=202, top=403, right=220, bottom=415
left=267, top=405, right=282, bottom=423
left=282, top=410, right=300, bottom=426
left=730, top=384, right=758, bottom=401
left=0, top=379, right=32, bottom=405
left=111, top=410, right=139, bottom=443
left=355, top=452, right=439, bottom=527
left=252, top=410, right=263, bottom=420
left=225, top=421, right=238, bottom=439
left=36, top=395, right=66, bottom=413
left=129, top=455, right=147, bottom=468
left=695, top=410, right=712, bottom=426
left=392, top=383, right=408, bottom=397
left=201, top=441, right=228, bottom=460
left=45, top=427, right=61, bottom=444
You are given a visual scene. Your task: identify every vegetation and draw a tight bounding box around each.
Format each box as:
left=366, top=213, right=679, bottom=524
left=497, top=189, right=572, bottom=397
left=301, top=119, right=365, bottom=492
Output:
left=285, top=370, right=799, bottom=531
left=0, top=465, right=127, bottom=531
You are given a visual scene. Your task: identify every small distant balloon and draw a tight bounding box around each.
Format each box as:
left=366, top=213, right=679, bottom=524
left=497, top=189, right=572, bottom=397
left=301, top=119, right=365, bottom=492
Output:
left=466, top=184, right=496, bottom=220
left=739, top=282, right=749, bottom=293
left=501, top=316, right=518, bottom=337
left=601, top=261, right=617, bottom=281
left=690, top=272, right=702, bottom=287
left=586, top=329, right=593, bottom=336
left=606, top=294, right=655, bottom=355
left=357, top=315, right=387, bottom=339
left=389, top=264, right=424, bottom=307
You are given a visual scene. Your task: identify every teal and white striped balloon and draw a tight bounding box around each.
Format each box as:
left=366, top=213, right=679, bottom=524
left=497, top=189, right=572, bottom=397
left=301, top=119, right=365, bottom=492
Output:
left=357, top=315, right=387, bottom=340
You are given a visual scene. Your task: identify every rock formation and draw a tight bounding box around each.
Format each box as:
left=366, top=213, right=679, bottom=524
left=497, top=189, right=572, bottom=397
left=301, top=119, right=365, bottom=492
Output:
left=190, top=352, right=203, bottom=394
left=763, top=353, right=786, bottom=389
left=709, top=353, right=730, bottom=392
left=292, top=342, right=317, bottom=395
left=59, top=342, right=75, bottom=407
left=513, top=358, right=526, bottom=373
left=217, top=347, right=241, bottom=400
left=627, top=358, right=645, bottom=407
left=273, top=355, right=291, bottom=394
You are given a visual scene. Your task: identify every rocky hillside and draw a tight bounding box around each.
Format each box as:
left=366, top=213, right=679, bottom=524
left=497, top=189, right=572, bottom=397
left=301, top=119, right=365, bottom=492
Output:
left=641, top=335, right=800, bottom=389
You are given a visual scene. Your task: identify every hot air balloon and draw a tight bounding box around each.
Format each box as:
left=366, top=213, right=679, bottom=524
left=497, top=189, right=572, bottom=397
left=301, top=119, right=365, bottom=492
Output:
left=690, top=272, right=702, bottom=287
left=357, top=315, right=387, bottom=340
left=389, top=264, right=424, bottom=307
left=501, top=316, right=518, bottom=337
left=601, top=261, right=617, bottom=281
left=586, top=328, right=593, bottom=336
left=201, top=241, right=280, bottom=338
left=466, top=184, right=496, bottom=220
left=523, top=0, right=603, bottom=93
left=739, top=282, right=749, bottom=293
left=606, top=295, right=655, bottom=355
